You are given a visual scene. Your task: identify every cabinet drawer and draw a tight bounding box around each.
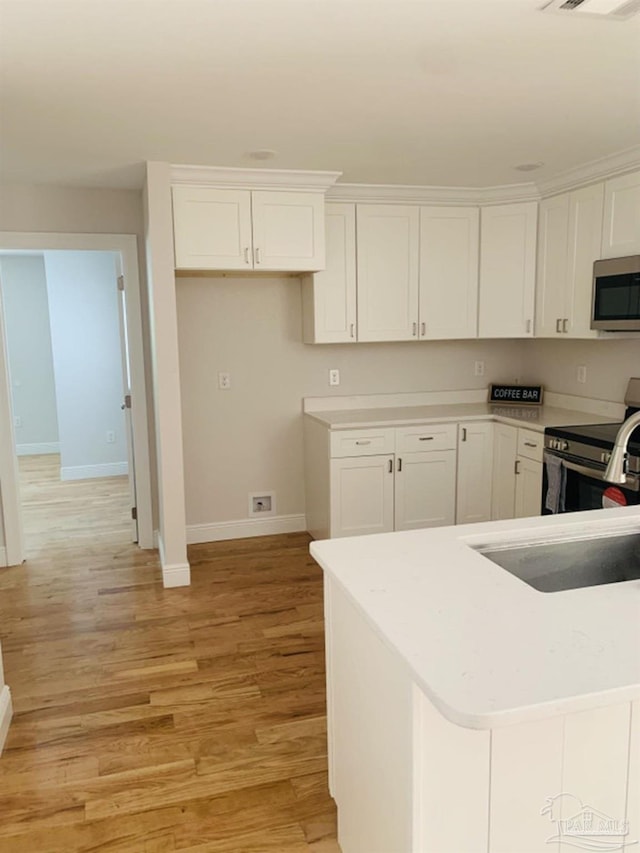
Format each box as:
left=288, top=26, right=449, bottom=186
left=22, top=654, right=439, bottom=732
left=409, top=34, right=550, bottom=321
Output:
left=330, top=428, right=395, bottom=458
left=396, top=423, right=457, bottom=453
left=517, top=428, right=543, bottom=462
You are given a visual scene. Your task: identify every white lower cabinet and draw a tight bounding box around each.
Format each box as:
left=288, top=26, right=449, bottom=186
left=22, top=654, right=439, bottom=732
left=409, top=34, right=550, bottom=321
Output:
left=492, top=423, right=518, bottom=520
left=395, top=451, right=456, bottom=531
left=456, top=422, right=494, bottom=524
left=515, top=456, right=543, bottom=518
left=491, top=425, right=543, bottom=520
left=329, top=455, right=394, bottom=538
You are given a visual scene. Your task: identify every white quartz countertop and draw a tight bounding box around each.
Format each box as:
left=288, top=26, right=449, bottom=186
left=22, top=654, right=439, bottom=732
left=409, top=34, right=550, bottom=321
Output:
left=311, top=506, right=640, bottom=730
left=306, top=403, right=615, bottom=432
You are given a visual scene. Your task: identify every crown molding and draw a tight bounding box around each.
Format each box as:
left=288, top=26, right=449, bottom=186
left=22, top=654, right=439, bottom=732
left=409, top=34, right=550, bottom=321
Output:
left=327, top=180, right=540, bottom=206
left=535, top=145, right=640, bottom=197
left=170, top=164, right=342, bottom=192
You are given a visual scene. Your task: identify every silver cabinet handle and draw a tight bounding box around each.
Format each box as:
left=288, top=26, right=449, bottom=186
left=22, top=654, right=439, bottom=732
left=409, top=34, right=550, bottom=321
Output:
left=515, top=460, right=521, bottom=475
left=398, top=457, right=402, bottom=472
left=355, top=440, right=371, bottom=445
left=255, top=247, right=261, bottom=265
left=556, top=318, right=562, bottom=333
left=350, top=323, right=355, bottom=339
left=412, top=322, right=417, bottom=337
left=461, top=427, right=467, bottom=442
left=419, top=436, right=434, bottom=441
left=563, top=318, right=568, bottom=333
left=526, top=319, right=532, bottom=334
left=388, top=459, right=393, bottom=473
left=420, top=322, right=426, bottom=337
left=524, top=441, right=537, bottom=448
left=244, top=247, right=250, bottom=265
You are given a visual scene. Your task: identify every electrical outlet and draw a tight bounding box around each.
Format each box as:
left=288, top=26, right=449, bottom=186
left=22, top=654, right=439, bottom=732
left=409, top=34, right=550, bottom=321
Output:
left=577, top=365, right=587, bottom=384
left=249, top=492, right=275, bottom=517
left=106, top=430, right=115, bottom=444
left=474, top=360, right=485, bottom=377
left=329, top=368, right=340, bottom=386
left=13, top=415, right=21, bottom=428
left=218, top=372, right=231, bottom=390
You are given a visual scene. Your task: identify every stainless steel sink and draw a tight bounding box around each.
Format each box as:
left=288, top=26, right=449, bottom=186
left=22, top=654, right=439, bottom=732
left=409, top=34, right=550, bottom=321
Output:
left=476, top=532, right=640, bottom=593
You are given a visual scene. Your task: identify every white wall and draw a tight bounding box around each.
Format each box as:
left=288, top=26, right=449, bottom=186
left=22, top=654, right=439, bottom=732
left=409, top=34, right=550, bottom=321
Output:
left=0, top=254, right=59, bottom=453
left=176, top=274, right=524, bottom=531
left=522, top=338, right=640, bottom=405
left=44, top=251, right=127, bottom=480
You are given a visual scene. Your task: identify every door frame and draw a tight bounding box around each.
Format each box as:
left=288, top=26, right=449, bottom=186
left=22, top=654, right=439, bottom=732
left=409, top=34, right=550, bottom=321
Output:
left=0, top=232, right=153, bottom=561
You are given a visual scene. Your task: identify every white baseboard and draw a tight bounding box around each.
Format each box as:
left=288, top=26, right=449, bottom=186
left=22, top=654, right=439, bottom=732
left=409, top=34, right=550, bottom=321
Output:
left=158, top=533, right=191, bottom=588
left=16, top=441, right=60, bottom=456
left=0, top=685, right=13, bottom=755
left=186, top=513, right=307, bottom=544
left=0, top=547, right=6, bottom=568
left=60, top=462, right=129, bottom=481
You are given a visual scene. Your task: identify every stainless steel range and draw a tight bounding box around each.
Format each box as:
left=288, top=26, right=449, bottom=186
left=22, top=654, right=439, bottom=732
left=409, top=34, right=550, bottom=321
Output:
left=543, top=379, right=640, bottom=513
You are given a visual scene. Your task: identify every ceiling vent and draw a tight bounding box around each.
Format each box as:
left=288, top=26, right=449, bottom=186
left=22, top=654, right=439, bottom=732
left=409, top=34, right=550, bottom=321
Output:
left=541, top=0, right=640, bottom=18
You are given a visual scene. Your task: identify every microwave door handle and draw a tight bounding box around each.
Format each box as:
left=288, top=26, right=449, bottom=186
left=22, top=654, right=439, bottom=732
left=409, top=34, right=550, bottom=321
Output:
left=561, top=458, right=640, bottom=492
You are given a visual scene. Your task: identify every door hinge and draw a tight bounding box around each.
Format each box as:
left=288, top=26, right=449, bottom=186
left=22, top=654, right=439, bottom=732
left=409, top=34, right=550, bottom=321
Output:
left=117, top=275, right=125, bottom=292
left=124, top=394, right=132, bottom=409
left=131, top=506, right=137, bottom=520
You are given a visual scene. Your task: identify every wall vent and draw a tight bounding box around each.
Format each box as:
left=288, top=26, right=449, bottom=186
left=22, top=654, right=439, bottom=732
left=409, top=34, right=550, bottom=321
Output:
left=541, top=0, right=640, bottom=18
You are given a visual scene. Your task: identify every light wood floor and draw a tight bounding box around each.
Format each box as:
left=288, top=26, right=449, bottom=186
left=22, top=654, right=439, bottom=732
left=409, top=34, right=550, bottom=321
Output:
left=0, top=475, right=338, bottom=852
left=18, top=454, right=132, bottom=554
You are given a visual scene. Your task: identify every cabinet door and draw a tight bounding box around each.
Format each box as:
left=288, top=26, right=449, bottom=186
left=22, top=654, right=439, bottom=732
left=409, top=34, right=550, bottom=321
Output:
left=478, top=202, right=537, bottom=338
left=456, top=422, right=494, bottom=524
left=172, top=186, right=253, bottom=270
left=491, top=423, right=517, bottom=521
left=565, top=182, right=603, bottom=338
left=514, top=456, right=543, bottom=519
left=395, top=450, right=456, bottom=531
left=330, top=455, right=394, bottom=538
left=535, top=194, right=569, bottom=337
left=302, top=203, right=356, bottom=343
left=356, top=205, right=420, bottom=341
left=251, top=191, right=325, bottom=271
left=419, top=207, right=479, bottom=339
left=602, top=170, right=640, bottom=258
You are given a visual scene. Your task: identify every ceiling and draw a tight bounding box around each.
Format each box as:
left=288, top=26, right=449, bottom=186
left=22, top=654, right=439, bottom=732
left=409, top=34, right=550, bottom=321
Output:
left=1, top=0, right=639, bottom=190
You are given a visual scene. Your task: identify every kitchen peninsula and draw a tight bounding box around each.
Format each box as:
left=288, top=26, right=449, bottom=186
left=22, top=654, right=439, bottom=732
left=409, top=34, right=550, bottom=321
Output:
left=311, top=507, right=640, bottom=853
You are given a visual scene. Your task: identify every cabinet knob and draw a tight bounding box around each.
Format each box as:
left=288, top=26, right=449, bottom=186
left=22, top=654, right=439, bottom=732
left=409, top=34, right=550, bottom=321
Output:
left=388, top=459, right=393, bottom=474
left=563, top=318, right=568, bottom=333
left=420, top=322, right=426, bottom=337
left=254, top=247, right=261, bottom=265
left=244, top=247, right=250, bottom=265
left=461, top=427, right=467, bottom=442
left=350, top=323, right=355, bottom=339
left=556, top=318, right=562, bottom=333
left=515, top=460, right=521, bottom=475
left=526, top=319, right=532, bottom=334
left=412, top=322, right=417, bottom=337
left=398, top=457, right=402, bottom=472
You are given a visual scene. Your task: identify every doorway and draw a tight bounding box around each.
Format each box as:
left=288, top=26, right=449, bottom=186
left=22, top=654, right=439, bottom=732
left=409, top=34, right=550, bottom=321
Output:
left=0, top=233, right=153, bottom=565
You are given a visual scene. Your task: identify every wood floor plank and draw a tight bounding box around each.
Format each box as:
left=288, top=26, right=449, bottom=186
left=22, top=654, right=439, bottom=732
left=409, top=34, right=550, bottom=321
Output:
left=0, top=459, right=338, bottom=851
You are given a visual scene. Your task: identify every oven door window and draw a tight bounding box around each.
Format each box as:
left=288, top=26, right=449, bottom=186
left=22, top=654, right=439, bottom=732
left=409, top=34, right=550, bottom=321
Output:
left=564, top=465, right=638, bottom=512
left=594, top=273, right=640, bottom=322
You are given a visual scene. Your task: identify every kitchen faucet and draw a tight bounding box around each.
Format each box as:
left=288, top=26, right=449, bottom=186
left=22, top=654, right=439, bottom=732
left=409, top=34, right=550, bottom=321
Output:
left=604, top=409, right=640, bottom=484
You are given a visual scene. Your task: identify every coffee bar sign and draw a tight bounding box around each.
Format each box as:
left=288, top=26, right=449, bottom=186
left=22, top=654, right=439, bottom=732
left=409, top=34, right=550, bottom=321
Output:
left=489, top=384, right=544, bottom=405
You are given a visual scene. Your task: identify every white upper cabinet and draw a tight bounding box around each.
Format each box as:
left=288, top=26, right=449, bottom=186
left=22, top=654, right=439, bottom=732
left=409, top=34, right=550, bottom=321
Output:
left=419, top=207, right=479, bottom=339
left=172, top=186, right=253, bottom=270
left=302, top=203, right=357, bottom=344
left=356, top=205, right=420, bottom=342
left=536, top=194, right=569, bottom=337
left=251, top=191, right=325, bottom=271
left=172, top=186, right=326, bottom=272
left=602, top=170, right=640, bottom=258
left=478, top=202, right=538, bottom=338
left=536, top=184, right=603, bottom=339
left=565, top=182, right=604, bottom=338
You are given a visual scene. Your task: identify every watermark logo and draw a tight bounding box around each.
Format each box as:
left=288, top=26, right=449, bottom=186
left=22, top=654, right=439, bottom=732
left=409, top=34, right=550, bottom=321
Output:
left=541, top=792, right=636, bottom=851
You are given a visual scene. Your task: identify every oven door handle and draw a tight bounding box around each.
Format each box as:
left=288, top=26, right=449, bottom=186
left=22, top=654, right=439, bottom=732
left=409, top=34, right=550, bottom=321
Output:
left=561, top=458, right=640, bottom=492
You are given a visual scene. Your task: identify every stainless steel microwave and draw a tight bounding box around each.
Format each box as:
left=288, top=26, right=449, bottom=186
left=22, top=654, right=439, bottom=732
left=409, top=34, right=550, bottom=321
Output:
left=591, top=255, right=640, bottom=331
